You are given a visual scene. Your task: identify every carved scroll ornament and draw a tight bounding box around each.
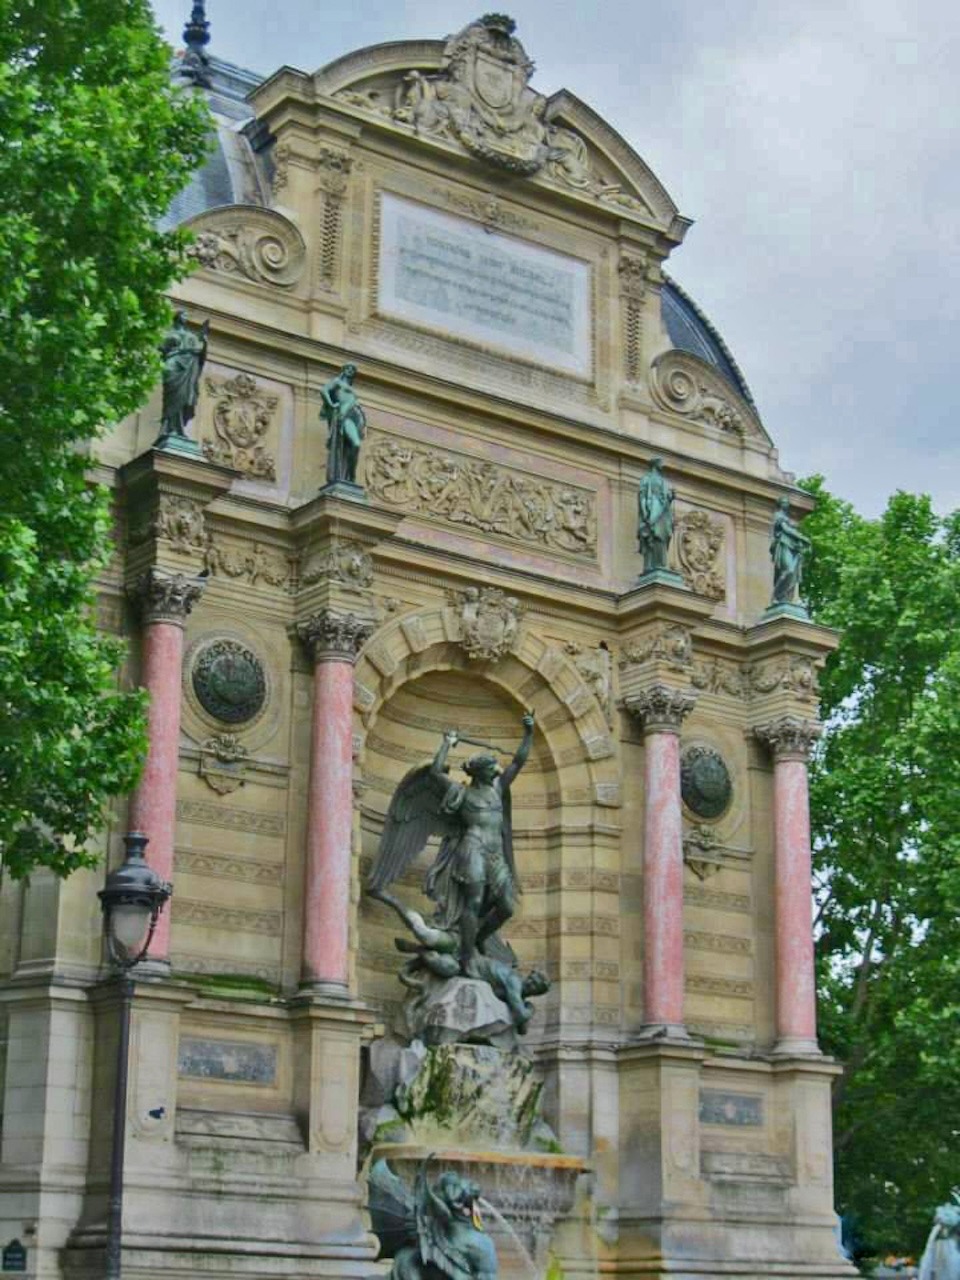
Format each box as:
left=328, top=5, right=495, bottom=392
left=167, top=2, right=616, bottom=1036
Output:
left=650, top=351, right=763, bottom=440
left=364, top=435, right=596, bottom=558
left=184, top=207, right=307, bottom=289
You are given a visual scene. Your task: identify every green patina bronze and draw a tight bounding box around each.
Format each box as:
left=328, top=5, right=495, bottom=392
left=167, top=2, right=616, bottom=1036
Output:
left=637, top=456, right=675, bottom=574
left=369, top=1158, right=497, bottom=1280
left=681, top=744, right=732, bottom=820
left=770, top=497, right=811, bottom=605
left=320, top=362, right=366, bottom=486
left=192, top=638, right=266, bottom=725
left=158, top=310, right=209, bottom=446
left=367, top=714, right=550, bottom=1035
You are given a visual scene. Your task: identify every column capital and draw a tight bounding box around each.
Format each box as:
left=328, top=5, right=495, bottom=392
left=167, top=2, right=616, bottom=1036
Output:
left=297, top=608, right=373, bottom=664
left=127, top=568, right=205, bottom=627
left=624, top=684, right=696, bottom=734
left=755, top=715, right=822, bottom=762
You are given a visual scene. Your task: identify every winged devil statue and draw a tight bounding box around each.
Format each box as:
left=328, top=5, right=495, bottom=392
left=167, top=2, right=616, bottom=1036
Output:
left=367, top=712, right=549, bottom=1038
left=368, top=1158, right=497, bottom=1280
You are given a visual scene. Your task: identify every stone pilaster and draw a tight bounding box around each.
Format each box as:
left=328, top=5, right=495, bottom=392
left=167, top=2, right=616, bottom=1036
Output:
left=755, top=715, right=823, bottom=1055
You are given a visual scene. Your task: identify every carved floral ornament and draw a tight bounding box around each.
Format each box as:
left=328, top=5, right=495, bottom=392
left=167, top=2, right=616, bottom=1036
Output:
left=650, top=351, right=764, bottom=441
left=331, top=15, right=650, bottom=215
left=624, top=683, right=696, bottom=734
left=363, top=435, right=596, bottom=559
left=754, top=715, right=822, bottom=762
left=297, top=609, right=374, bottom=664
left=450, top=585, right=523, bottom=663
left=202, top=372, right=278, bottom=480
left=184, top=207, right=307, bottom=289
left=128, top=568, right=205, bottom=626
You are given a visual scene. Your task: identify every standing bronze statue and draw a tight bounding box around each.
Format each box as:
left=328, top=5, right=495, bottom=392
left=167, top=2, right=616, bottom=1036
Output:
left=321, top=362, right=366, bottom=486
left=158, top=310, right=209, bottom=445
left=368, top=713, right=535, bottom=978
left=637, top=456, right=675, bottom=574
left=770, top=497, right=812, bottom=605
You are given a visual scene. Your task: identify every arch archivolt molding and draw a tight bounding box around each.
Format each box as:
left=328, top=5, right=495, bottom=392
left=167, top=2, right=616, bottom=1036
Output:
left=351, top=604, right=620, bottom=814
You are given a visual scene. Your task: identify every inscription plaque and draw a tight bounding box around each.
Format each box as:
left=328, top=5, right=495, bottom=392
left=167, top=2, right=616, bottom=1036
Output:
left=178, top=1037, right=278, bottom=1085
left=699, top=1090, right=763, bottom=1127
left=378, top=194, right=592, bottom=377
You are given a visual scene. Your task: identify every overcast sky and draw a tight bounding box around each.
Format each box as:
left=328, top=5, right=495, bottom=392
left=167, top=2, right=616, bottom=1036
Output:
left=151, top=0, right=960, bottom=517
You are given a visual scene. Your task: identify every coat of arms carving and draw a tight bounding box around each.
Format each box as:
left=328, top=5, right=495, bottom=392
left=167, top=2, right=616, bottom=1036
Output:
left=203, top=373, right=278, bottom=481
left=451, top=585, right=523, bottom=662
left=394, top=14, right=549, bottom=174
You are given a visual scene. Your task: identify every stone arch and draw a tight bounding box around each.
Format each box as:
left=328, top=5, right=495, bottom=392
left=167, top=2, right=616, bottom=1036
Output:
left=350, top=605, right=621, bottom=1030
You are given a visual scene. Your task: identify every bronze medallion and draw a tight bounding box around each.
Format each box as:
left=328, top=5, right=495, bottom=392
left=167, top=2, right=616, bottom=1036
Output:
left=681, top=745, right=732, bottom=820
left=192, top=638, right=266, bottom=725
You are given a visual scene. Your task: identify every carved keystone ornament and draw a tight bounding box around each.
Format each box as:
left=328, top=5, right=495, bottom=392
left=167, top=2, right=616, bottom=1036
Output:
left=451, top=586, right=523, bottom=663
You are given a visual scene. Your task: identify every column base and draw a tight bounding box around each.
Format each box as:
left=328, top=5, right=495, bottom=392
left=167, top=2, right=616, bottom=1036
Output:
left=298, top=979, right=352, bottom=1000
left=133, top=956, right=172, bottom=981
left=771, top=1035, right=822, bottom=1057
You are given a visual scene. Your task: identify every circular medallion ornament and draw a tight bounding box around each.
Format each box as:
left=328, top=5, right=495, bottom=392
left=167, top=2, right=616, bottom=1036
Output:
left=680, top=745, right=732, bottom=820
left=191, top=638, right=266, bottom=726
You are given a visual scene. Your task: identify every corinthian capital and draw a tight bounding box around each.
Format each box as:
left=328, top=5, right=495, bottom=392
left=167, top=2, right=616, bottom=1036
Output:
left=128, top=568, right=205, bottom=627
left=297, top=609, right=373, bottom=664
left=624, top=683, right=696, bottom=734
left=754, top=715, right=822, bottom=762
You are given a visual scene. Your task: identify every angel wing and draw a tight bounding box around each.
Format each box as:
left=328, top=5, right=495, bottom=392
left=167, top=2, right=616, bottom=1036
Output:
left=368, top=1159, right=416, bottom=1259
left=367, top=764, right=460, bottom=895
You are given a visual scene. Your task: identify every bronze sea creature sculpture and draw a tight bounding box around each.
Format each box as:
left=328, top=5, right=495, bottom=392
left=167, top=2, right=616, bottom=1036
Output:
left=369, top=1158, right=497, bottom=1280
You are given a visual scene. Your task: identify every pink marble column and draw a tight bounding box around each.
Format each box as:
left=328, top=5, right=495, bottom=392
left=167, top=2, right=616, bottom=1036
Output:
left=628, top=685, right=696, bottom=1034
left=756, top=716, right=823, bottom=1055
left=297, top=609, right=373, bottom=993
left=128, top=570, right=205, bottom=963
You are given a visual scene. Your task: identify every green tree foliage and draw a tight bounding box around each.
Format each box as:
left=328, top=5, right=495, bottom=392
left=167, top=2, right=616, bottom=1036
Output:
left=801, top=477, right=960, bottom=1260
left=0, top=1, right=209, bottom=878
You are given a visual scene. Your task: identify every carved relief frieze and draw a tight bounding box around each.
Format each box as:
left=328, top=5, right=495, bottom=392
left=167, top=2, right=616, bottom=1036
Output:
left=619, top=623, right=692, bottom=672
left=564, top=641, right=613, bottom=724
left=300, top=540, right=374, bottom=591
left=651, top=351, right=764, bottom=439
left=129, top=492, right=205, bottom=554
left=449, top=586, right=522, bottom=663
left=674, top=509, right=725, bottom=600
left=745, top=656, right=820, bottom=703
left=364, top=434, right=597, bottom=558
left=202, top=372, right=279, bottom=479
left=176, top=899, right=282, bottom=935
left=176, top=797, right=285, bottom=836
left=690, top=657, right=747, bottom=699
left=203, top=536, right=294, bottom=591
left=185, top=208, right=307, bottom=288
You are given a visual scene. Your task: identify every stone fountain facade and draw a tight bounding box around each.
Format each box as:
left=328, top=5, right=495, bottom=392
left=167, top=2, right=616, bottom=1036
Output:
left=0, top=13, right=856, bottom=1280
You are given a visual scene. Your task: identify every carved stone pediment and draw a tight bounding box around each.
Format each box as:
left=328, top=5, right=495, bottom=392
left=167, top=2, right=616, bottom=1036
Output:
left=321, top=23, right=683, bottom=234
left=183, top=205, right=307, bottom=290
left=650, top=351, right=768, bottom=442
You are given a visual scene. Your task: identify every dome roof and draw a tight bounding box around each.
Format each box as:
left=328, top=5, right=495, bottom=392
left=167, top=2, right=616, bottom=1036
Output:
left=165, top=49, right=756, bottom=412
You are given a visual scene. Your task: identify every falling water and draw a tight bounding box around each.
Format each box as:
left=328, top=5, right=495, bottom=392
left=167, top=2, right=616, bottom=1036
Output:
left=478, top=1196, right=540, bottom=1280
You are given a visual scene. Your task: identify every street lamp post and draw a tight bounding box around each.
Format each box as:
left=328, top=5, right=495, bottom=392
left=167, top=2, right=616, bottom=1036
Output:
left=98, top=833, right=172, bottom=1280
